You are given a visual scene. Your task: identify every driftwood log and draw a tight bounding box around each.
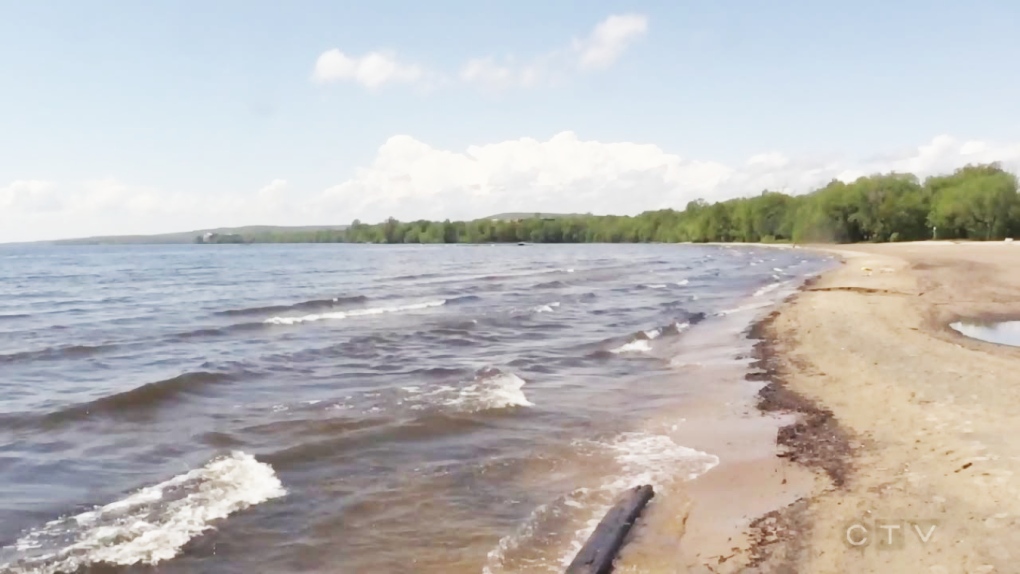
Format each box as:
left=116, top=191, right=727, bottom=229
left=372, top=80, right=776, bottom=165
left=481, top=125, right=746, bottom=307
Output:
left=564, top=485, right=655, bottom=574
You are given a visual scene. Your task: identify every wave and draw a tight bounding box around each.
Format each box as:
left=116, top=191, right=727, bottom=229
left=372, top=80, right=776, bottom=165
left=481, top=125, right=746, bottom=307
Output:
left=261, top=411, right=487, bottom=469
left=484, top=432, right=718, bottom=573
left=264, top=299, right=447, bottom=325
left=610, top=339, right=652, bottom=354
left=445, top=295, right=482, bottom=305
left=0, top=452, right=285, bottom=572
left=596, top=312, right=703, bottom=357
left=396, top=368, right=533, bottom=413
left=216, top=295, right=369, bottom=317
left=253, top=368, right=532, bottom=446
left=166, top=321, right=265, bottom=342
left=33, top=371, right=243, bottom=428
left=0, top=312, right=29, bottom=321
left=443, top=369, right=533, bottom=411
left=716, top=300, right=774, bottom=316
left=0, top=343, right=117, bottom=365
left=389, top=271, right=447, bottom=281
left=559, top=433, right=718, bottom=566
left=753, top=279, right=794, bottom=298
left=532, top=302, right=560, bottom=314
left=534, top=280, right=569, bottom=289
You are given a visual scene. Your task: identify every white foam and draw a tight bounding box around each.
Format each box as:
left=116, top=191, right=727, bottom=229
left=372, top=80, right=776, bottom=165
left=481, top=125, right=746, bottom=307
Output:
left=676, top=279, right=689, bottom=286
left=606, top=432, right=719, bottom=488
left=717, top=300, right=772, bottom=316
left=643, top=328, right=662, bottom=340
left=264, top=299, right=446, bottom=325
left=555, top=433, right=718, bottom=567
left=445, top=371, right=533, bottom=411
left=610, top=339, right=652, bottom=354
left=2, top=452, right=286, bottom=573
left=532, top=302, right=561, bottom=314
left=753, top=281, right=782, bottom=297
left=646, top=284, right=667, bottom=289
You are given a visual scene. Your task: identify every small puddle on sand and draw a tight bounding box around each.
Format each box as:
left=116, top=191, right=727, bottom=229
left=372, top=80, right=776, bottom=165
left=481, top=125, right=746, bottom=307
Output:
left=950, top=320, right=1020, bottom=347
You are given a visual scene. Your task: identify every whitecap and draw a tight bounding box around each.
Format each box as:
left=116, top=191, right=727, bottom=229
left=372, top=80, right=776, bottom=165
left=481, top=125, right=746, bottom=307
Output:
left=445, top=371, right=533, bottom=411
left=264, top=299, right=446, bottom=325
left=610, top=339, right=652, bottom=354
left=1, top=452, right=286, bottom=573
left=532, top=302, right=561, bottom=314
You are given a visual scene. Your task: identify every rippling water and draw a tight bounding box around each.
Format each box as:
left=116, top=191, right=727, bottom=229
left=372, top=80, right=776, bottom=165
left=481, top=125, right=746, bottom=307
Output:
left=0, top=243, right=834, bottom=573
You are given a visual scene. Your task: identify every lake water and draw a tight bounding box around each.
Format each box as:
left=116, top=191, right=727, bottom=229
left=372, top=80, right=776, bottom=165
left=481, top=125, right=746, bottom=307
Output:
left=0, top=243, right=834, bottom=573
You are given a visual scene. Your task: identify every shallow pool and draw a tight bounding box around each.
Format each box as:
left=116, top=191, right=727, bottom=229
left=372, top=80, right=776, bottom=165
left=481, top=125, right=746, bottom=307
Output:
left=950, top=320, right=1020, bottom=347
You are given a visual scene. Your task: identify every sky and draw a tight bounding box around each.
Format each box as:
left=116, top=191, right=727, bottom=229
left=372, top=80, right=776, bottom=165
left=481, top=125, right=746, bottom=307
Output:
left=3, top=0, right=1020, bottom=242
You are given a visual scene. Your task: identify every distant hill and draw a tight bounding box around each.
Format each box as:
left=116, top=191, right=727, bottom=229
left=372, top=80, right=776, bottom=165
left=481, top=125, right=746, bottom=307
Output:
left=50, top=225, right=348, bottom=245
left=480, top=212, right=585, bottom=221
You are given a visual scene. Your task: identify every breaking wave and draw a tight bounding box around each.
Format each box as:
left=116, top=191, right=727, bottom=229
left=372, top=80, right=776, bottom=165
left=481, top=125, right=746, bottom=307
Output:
left=403, top=368, right=533, bottom=412
left=532, top=302, right=560, bottom=314
left=264, top=299, right=447, bottom=325
left=216, top=295, right=369, bottom=317
left=610, top=339, right=652, bottom=354
left=0, top=452, right=286, bottom=573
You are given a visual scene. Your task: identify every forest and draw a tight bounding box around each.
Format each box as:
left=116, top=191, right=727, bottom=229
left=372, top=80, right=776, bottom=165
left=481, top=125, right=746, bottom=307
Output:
left=243, top=163, right=1020, bottom=245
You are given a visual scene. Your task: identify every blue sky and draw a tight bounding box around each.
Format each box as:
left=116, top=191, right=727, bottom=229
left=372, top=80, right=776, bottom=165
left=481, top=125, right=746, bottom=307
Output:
left=3, top=0, right=1020, bottom=242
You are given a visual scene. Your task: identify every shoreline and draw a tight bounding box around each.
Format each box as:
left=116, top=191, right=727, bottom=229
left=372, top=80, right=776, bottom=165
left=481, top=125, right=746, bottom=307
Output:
left=718, top=241, right=1020, bottom=572
left=740, top=301, right=855, bottom=570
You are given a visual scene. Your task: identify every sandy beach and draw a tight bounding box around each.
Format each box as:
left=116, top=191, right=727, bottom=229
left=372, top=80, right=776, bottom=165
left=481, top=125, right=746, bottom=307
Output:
left=696, top=241, right=1020, bottom=573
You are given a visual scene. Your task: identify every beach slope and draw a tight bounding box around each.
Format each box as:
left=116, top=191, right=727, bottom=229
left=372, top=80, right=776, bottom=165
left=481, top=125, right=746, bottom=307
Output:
left=753, top=242, right=1020, bottom=573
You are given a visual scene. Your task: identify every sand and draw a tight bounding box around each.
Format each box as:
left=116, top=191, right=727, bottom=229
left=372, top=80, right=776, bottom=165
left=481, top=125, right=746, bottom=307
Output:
left=575, top=241, right=1020, bottom=573
left=723, top=241, right=1020, bottom=573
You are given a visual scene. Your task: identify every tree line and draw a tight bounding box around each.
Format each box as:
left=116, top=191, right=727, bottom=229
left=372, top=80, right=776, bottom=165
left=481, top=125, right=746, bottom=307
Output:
left=241, top=163, right=1020, bottom=245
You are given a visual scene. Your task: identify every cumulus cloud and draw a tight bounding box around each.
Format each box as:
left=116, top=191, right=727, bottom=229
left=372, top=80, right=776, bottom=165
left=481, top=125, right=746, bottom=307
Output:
left=311, top=49, right=424, bottom=88
left=5, top=134, right=1020, bottom=243
left=311, top=132, right=1020, bottom=223
left=459, top=13, right=648, bottom=90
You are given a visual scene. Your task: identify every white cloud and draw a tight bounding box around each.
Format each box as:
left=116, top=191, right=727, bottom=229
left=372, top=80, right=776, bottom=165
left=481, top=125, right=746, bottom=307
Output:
left=312, top=132, right=1020, bottom=223
left=313, top=14, right=648, bottom=93
left=6, top=134, right=1020, bottom=243
left=258, top=178, right=288, bottom=199
left=0, top=179, right=316, bottom=243
left=459, top=13, right=648, bottom=90
left=0, top=180, right=61, bottom=213
left=573, top=13, right=649, bottom=70
left=459, top=57, right=543, bottom=91
left=311, top=49, right=424, bottom=88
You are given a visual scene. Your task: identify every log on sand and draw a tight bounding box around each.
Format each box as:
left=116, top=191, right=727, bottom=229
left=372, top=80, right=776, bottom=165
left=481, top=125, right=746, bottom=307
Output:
left=564, top=485, right=655, bottom=574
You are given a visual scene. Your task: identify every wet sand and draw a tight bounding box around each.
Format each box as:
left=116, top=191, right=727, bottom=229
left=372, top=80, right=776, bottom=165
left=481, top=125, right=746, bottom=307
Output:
left=708, top=241, right=1020, bottom=573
